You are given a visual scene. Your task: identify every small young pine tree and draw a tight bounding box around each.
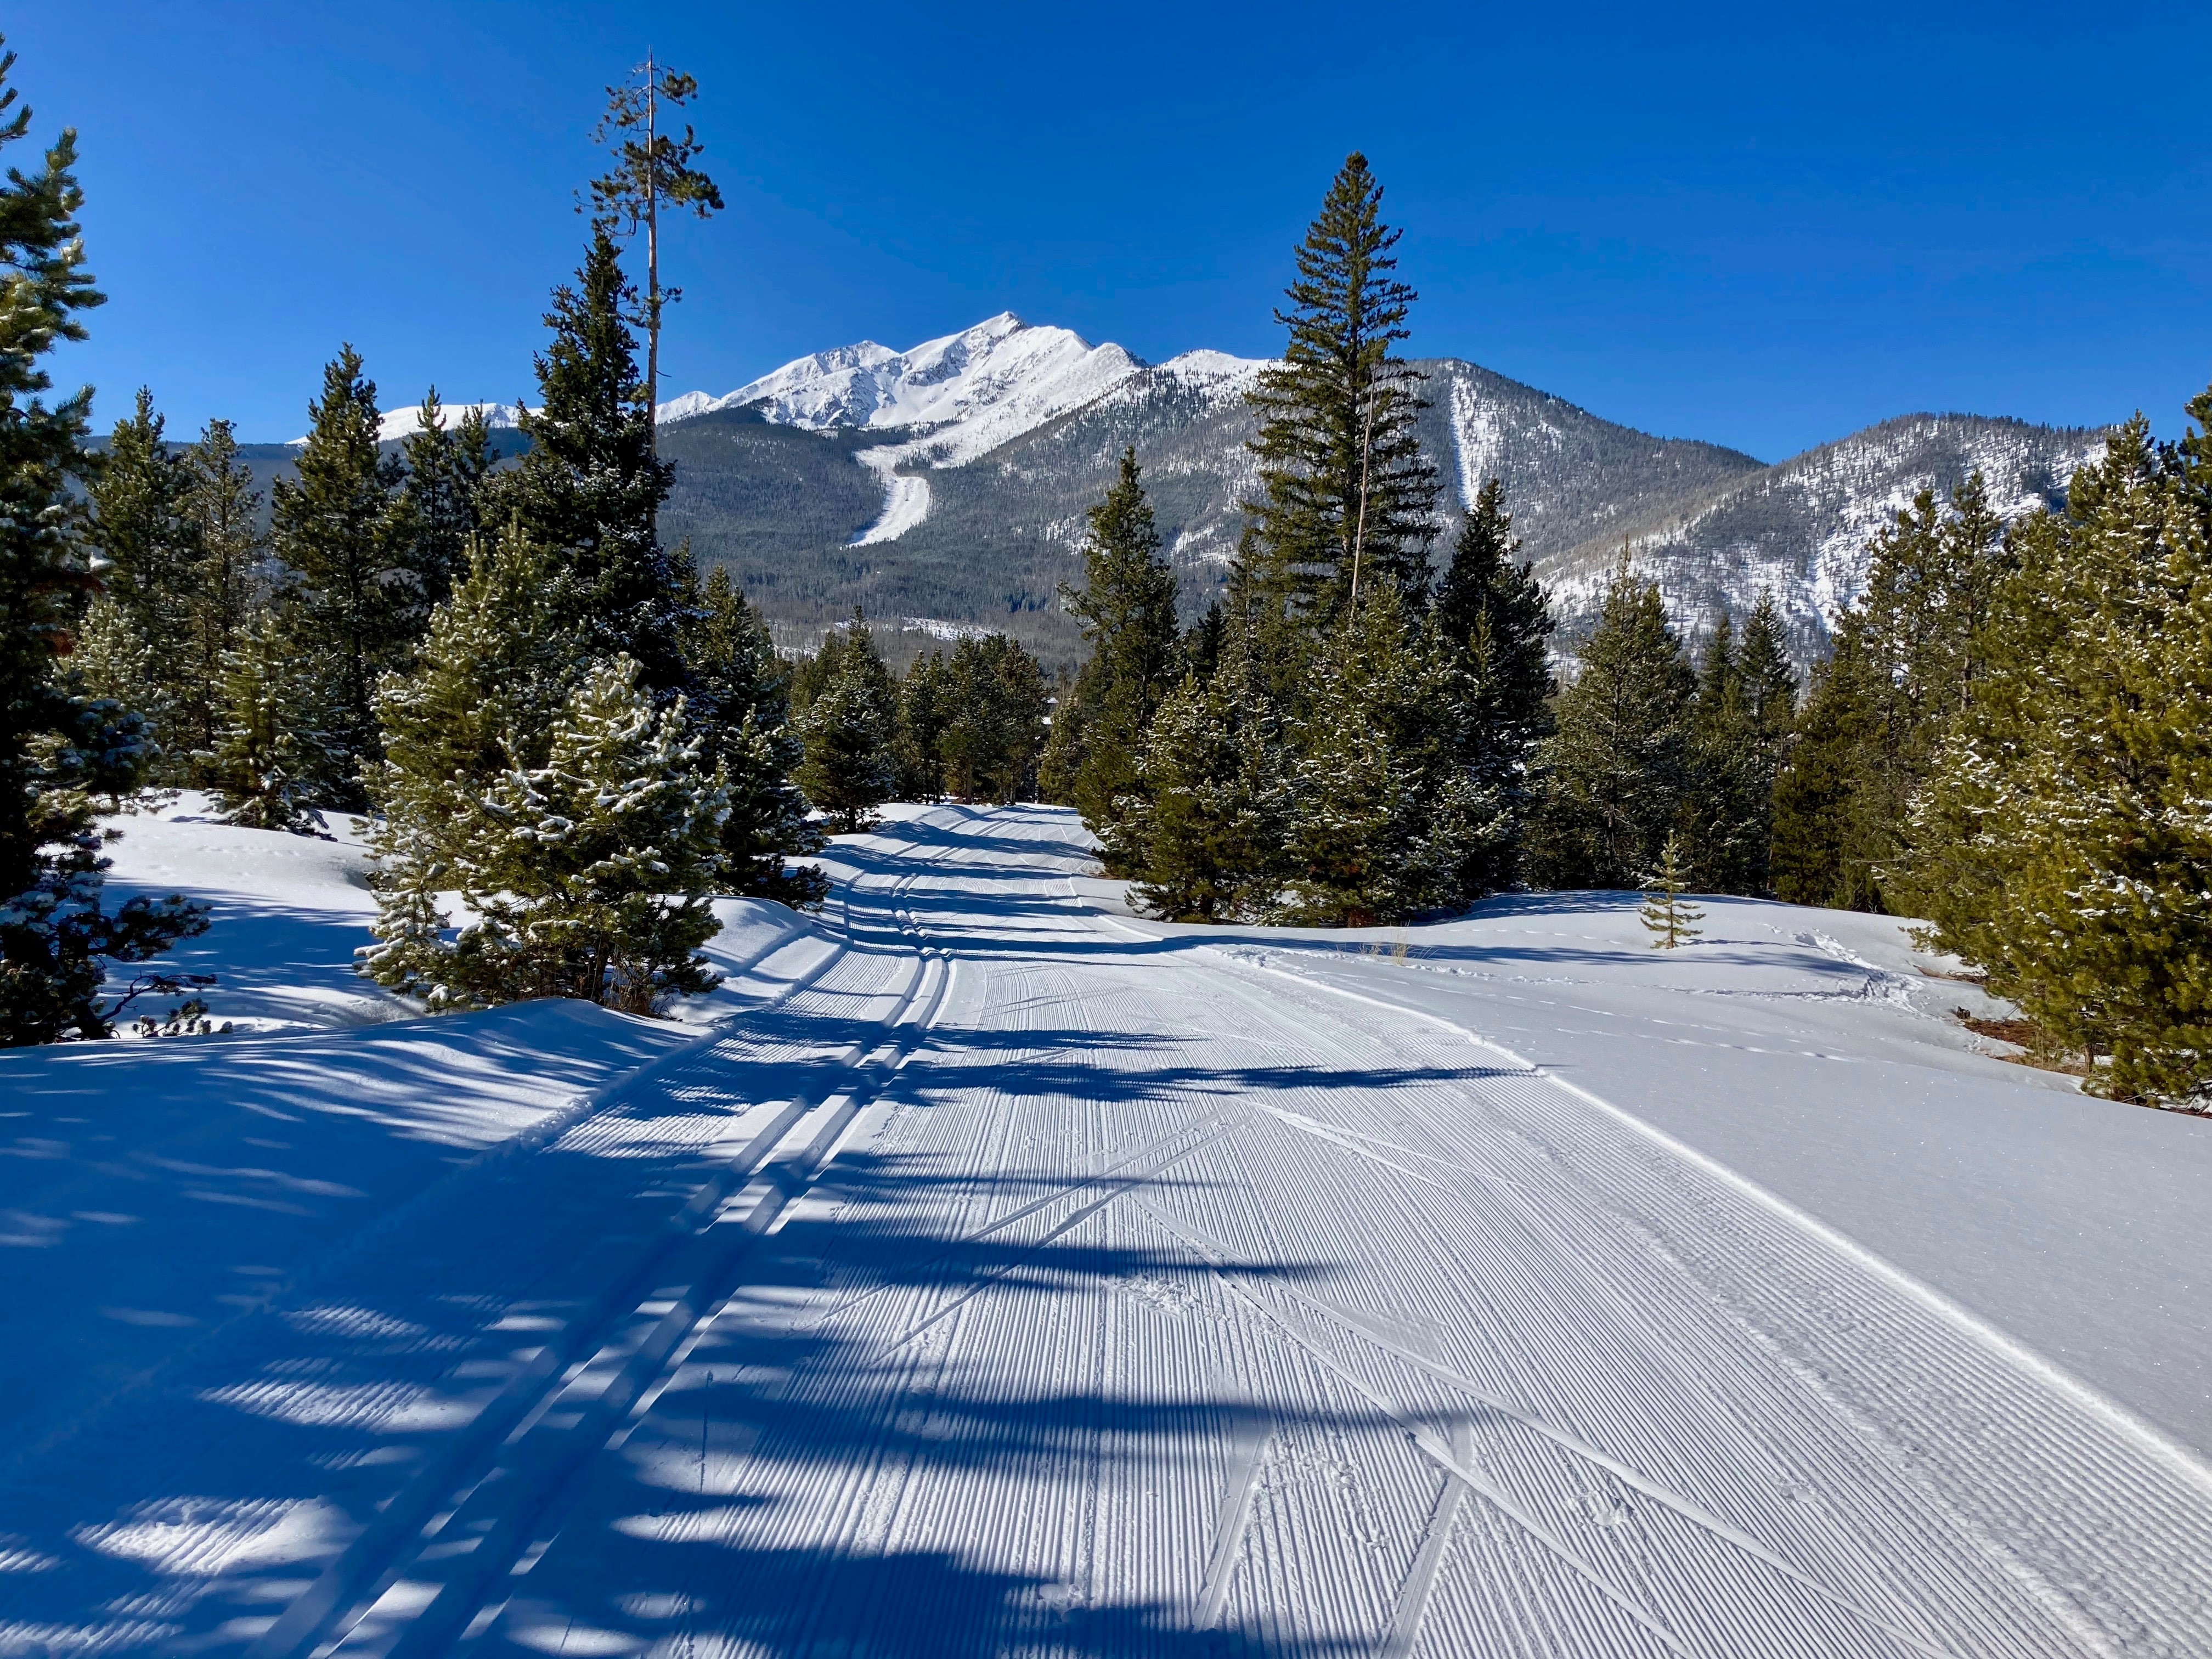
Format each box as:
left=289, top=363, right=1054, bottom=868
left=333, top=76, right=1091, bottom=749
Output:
left=1639, top=832, right=1705, bottom=949
left=201, top=612, right=332, bottom=836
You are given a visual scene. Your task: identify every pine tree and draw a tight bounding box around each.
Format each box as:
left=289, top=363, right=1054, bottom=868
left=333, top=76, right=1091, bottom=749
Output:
left=938, top=634, right=1051, bottom=804
left=360, top=523, right=583, bottom=1001
left=370, top=656, right=726, bottom=1014
left=1243, top=153, right=1440, bottom=633
left=399, top=388, right=495, bottom=613
left=1768, top=480, right=2006, bottom=910
left=1639, top=832, right=1705, bottom=949
left=489, top=226, right=687, bottom=696
left=1432, top=477, right=1555, bottom=888
left=1681, top=612, right=1770, bottom=894
left=897, top=648, right=956, bottom=802
left=0, top=47, right=208, bottom=1044
left=1035, top=663, right=1082, bottom=806
left=202, top=612, right=332, bottom=834
left=1274, top=591, right=1503, bottom=926
left=794, top=622, right=899, bottom=832
left=68, top=595, right=164, bottom=732
left=176, top=418, right=268, bottom=763
left=1526, top=557, right=1696, bottom=889
left=681, top=565, right=826, bottom=907
left=1121, top=603, right=1290, bottom=921
left=270, top=345, right=414, bottom=802
left=1897, top=397, right=2212, bottom=1102
left=86, top=386, right=196, bottom=775
left=1057, top=449, right=1182, bottom=856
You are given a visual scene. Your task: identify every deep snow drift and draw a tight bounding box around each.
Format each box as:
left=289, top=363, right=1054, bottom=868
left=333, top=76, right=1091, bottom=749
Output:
left=3, top=803, right=2208, bottom=1658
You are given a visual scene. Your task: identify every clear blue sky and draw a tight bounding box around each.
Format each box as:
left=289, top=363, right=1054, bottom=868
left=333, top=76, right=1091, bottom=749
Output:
left=13, top=2, right=2209, bottom=462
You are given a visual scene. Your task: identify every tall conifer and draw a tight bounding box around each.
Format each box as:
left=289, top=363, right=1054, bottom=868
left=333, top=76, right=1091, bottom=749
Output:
left=177, top=418, right=268, bottom=761
left=86, top=386, right=195, bottom=774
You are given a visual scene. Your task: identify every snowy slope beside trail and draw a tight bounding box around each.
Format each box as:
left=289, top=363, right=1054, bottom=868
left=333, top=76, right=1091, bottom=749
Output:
left=4, top=805, right=2210, bottom=1657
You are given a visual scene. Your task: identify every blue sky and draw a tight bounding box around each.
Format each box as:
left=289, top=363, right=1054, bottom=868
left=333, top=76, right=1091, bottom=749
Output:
left=13, top=2, right=2209, bottom=461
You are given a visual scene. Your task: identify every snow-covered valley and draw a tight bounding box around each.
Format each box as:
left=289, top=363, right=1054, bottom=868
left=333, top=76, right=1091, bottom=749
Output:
left=5, top=805, right=2210, bottom=1656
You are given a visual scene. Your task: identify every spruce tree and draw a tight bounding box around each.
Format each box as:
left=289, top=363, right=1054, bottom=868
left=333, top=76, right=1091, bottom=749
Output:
left=86, top=386, right=196, bottom=776
left=270, top=345, right=413, bottom=802
left=1243, top=153, right=1440, bottom=633
left=681, top=565, right=826, bottom=906
left=1526, top=558, right=1696, bottom=889
left=177, top=418, right=268, bottom=763
left=0, top=48, right=208, bottom=1044
left=1770, top=617, right=1883, bottom=907
left=1897, top=398, right=2212, bottom=1102
left=69, top=596, right=164, bottom=734
left=794, top=623, right=899, bottom=832
left=202, top=612, right=332, bottom=834
left=1681, top=612, right=1771, bottom=894
left=1056, top=449, right=1181, bottom=849
left=490, top=226, right=687, bottom=696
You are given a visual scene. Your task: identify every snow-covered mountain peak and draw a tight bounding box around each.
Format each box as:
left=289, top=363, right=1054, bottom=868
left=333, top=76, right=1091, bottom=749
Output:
left=289, top=400, right=525, bottom=447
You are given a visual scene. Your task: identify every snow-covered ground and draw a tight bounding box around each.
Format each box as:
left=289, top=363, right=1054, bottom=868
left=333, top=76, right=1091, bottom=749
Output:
left=4, top=804, right=2209, bottom=1656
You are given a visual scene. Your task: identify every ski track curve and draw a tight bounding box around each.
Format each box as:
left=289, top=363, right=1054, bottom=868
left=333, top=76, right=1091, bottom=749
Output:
left=5, top=804, right=2210, bottom=1658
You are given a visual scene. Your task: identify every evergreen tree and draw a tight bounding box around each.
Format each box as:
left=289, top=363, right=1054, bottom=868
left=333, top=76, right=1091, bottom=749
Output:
left=1273, top=591, right=1503, bottom=926
left=367, top=654, right=726, bottom=1013
left=1035, top=663, right=1082, bottom=806
left=270, top=345, right=414, bottom=802
left=68, top=595, right=164, bottom=733
left=86, top=386, right=196, bottom=775
left=1121, top=600, right=1290, bottom=921
left=489, top=226, right=687, bottom=696
left=1639, top=832, right=1705, bottom=949
left=1179, top=598, right=1226, bottom=684
left=1897, top=398, right=2212, bottom=1103
left=681, top=565, right=826, bottom=906
left=898, top=648, right=956, bottom=802
left=1432, top=477, right=1555, bottom=887
left=1769, top=480, right=2006, bottom=910
left=176, top=418, right=268, bottom=762
left=399, top=389, right=495, bottom=613
left=1681, top=612, right=1770, bottom=894
left=1526, top=558, right=1696, bottom=889
left=1243, top=153, right=1440, bottom=633
left=202, top=612, right=332, bottom=835
left=794, top=622, right=899, bottom=832
left=0, top=47, right=208, bottom=1044
left=1056, top=449, right=1181, bottom=851
left=938, top=634, right=1051, bottom=804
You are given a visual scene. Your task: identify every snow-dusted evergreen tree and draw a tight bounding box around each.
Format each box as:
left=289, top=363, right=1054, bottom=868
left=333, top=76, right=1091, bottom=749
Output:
left=177, top=417, right=268, bottom=761
left=373, top=655, right=727, bottom=1014
left=1243, top=153, right=1439, bottom=632
left=0, top=52, right=207, bottom=1044
left=270, top=346, right=414, bottom=801
left=794, top=620, right=899, bottom=833
left=1056, top=449, right=1182, bottom=857
left=359, top=523, right=581, bottom=1000
left=68, top=594, right=165, bottom=733
left=1526, top=557, right=1697, bottom=889
left=681, top=564, right=826, bottom=907
left=201, top=612, right=331, bottom=835
left=1639, top=833, right=1704, bottom=949
left=1898, top=398, right=2212, bottom=1102
left=898, top=648, right=955, bottom=802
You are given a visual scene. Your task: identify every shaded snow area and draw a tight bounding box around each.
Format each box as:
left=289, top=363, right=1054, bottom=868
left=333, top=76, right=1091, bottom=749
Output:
left=6, top=804, right=2212, bottom=1657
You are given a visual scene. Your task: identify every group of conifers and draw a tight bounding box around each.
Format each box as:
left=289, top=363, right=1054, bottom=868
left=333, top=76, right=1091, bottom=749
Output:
left=3, top=45, right=2208, bottom=1107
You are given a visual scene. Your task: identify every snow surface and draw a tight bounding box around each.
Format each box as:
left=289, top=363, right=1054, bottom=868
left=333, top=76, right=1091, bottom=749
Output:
left=5, top=804, right=2211, bottom=1656
left=288, top=404, right=525, bottom=448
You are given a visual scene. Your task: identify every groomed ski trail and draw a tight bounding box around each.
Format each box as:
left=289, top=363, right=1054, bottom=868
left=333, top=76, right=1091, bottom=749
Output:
left=7, top=805, right=2211, bottom=1658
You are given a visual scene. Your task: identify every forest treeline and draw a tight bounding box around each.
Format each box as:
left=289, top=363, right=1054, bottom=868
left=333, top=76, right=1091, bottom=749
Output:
left=5, top=32, right=2209, bottom=1108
